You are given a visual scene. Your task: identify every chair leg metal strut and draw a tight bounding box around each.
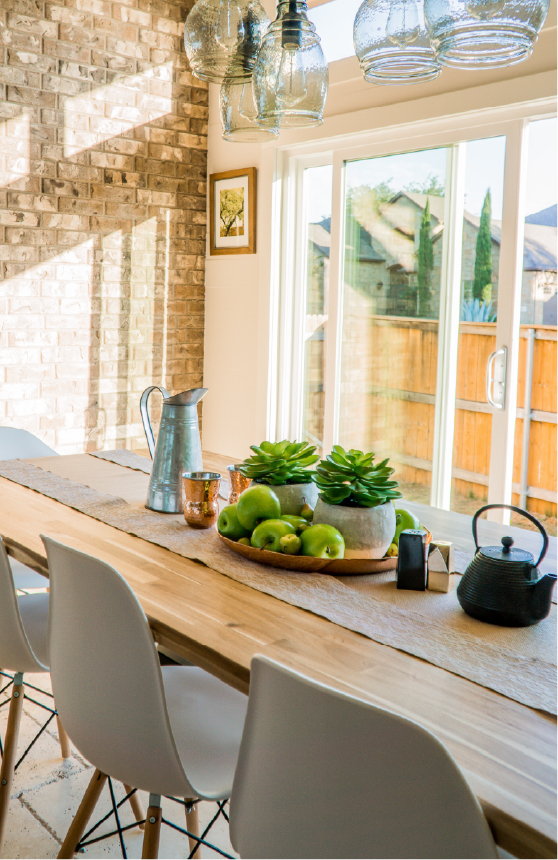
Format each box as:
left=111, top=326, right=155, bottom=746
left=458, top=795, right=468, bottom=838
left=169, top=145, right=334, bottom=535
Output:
left=56, top=769, right=233, bottom=859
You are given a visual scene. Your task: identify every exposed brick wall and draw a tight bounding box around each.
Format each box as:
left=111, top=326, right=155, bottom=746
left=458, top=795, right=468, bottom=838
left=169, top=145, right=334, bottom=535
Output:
left=0, top=0, right=207, bottom=453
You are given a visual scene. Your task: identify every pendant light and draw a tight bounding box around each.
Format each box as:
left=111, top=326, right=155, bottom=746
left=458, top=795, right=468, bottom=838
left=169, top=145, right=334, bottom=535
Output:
left=184, top=0, right=269, bottom=84
left=252, top=1, right=328, bottom=129
left=424, top=0, right=550, bottom=68
left=354, top=0, right=441, bottom=85
left=220, top=78, right=280, bottom=141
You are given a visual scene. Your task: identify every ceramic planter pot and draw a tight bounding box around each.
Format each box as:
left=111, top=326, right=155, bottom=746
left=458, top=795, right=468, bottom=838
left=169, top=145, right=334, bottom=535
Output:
left=251, top=481, right=318, bottom=516
left=313, top=498, right=396, bottom=559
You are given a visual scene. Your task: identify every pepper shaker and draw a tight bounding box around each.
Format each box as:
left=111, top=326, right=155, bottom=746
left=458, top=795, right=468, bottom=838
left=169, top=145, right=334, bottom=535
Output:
left=397, top=529, right=428, bottom=590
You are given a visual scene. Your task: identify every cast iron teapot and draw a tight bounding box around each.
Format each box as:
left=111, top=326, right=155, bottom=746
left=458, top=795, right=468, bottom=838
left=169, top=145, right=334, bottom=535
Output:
left=457, top=503, right=556, bottom=627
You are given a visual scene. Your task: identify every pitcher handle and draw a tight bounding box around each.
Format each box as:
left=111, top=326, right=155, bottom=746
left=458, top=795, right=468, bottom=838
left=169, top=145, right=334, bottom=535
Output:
left=472, top=503, right=549, bottom=567
left=140, top=386, right=170, bottom=459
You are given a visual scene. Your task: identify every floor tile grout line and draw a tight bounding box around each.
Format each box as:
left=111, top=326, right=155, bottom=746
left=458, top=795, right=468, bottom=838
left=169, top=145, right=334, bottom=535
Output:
left=18, top=794, right=63, bottom=848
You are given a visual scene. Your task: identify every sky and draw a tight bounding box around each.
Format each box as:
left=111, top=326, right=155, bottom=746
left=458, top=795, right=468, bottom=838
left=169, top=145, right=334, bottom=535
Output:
left=308, top=0, right=361, bottom=64
left=306, top=122, right=556, bottom=224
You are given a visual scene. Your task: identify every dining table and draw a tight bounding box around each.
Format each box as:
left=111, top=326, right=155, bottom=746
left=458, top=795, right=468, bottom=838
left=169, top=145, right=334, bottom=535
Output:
left=0, top=448, right=555, bottom=860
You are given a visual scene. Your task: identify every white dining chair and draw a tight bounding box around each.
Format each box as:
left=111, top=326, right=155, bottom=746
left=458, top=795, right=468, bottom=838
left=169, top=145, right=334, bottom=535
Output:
left=0, top=427, right=59, bottom=593
left=0, top=536, right=72, bottom=852
left=229, top=655, right=500, bottom=859
left=41, top=535, right=248, bottom=859
left=0, top=538, right=145, bottom=854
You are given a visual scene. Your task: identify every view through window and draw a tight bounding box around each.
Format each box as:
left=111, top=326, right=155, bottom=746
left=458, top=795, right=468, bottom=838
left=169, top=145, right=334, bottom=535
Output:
left=339, top=147, right=447, bottom=503
left=297, top=118, right=556, bottom=531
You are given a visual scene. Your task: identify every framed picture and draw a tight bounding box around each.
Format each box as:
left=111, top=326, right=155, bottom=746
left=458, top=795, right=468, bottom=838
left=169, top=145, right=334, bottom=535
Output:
left=209, top=167, right=256, bottom=255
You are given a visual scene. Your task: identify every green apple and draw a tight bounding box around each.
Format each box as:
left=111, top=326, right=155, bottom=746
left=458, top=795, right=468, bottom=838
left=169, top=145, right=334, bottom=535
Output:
left=280, top=515, right=309, bottom=533
left=300, top=524, right=345, bottom=559
left=300, top=503, right=314, bottom=521
left=237, top=484, right=281, bottom=530
left=237, top=537, right=251, bottom=546
left=217, top=504, right=252, bottom=541
left=394, top=508, right=420, bottom=546
left=280, top=534, right=302, bottom=555
left=251, top=519, right=296, bottom=553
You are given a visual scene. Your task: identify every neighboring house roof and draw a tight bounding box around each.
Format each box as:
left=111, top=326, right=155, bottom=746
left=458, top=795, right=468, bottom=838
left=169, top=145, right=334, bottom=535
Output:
left=310, top=194, right=557, bottom=273
left=464, top=215, right=557, bottom=272
left=311, top=217, right=385, bottom=262
left=526, top=204, right=557, bottom=227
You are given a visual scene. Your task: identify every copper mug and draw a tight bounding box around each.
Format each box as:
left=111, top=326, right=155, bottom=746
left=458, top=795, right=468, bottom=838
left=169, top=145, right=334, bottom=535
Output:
left=227, top=464, right=252, bottom=505
left=182, top=471, right=221, bottom=529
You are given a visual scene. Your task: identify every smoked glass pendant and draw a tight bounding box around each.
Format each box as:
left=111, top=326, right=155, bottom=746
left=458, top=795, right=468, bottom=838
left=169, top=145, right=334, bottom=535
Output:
left=220, top=78, right=280, bottom=141
left=354, top=0, right=441, bottom=85
left=253, top=1, right=328, bottom=128
left=185, top=0, right=269, bottom=84
left=424, top=0, right=550, bottom=68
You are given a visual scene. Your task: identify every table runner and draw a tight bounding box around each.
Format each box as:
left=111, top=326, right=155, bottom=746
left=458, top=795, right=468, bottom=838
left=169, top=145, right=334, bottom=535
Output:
left=0, top=454, right=555, bottom=714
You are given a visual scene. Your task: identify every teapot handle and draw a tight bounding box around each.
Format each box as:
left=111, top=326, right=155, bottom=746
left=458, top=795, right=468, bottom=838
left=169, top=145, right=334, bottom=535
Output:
left=140, top=386, right=170, bottom=459
left=472, top=503, right=549, bottom=567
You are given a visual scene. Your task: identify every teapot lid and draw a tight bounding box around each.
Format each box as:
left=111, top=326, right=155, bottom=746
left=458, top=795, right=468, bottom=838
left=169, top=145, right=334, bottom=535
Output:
left=479, top=536, right=533, bottom=564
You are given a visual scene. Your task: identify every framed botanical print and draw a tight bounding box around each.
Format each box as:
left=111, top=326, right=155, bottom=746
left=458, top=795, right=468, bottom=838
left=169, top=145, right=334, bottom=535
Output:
left=209, top=167, right=256, bottom=255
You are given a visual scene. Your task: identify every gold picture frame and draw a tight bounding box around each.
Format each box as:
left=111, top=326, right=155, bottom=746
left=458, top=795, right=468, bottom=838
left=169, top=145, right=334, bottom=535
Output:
left=209, top=167, right=256, bottom=255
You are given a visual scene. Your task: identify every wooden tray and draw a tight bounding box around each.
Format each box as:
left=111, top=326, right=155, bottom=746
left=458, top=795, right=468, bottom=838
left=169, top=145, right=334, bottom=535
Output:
left=217, top=532, right=398, bottom=575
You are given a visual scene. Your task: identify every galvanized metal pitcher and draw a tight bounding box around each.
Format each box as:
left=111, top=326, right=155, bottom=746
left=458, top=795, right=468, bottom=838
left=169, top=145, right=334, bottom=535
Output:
left=140, top=386, right=208, bottom=513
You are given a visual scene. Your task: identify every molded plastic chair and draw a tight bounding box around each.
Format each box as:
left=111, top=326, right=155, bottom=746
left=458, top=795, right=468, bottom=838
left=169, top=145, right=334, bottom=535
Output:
left=0, top=427, right=58, bottom=592
left=42, top=536, right=248, bottom=859
left=0, top=539, right=145, bottom=853
left=0, top=537, right=70, bottom=851
left=230, top=656, right=499, bottom=859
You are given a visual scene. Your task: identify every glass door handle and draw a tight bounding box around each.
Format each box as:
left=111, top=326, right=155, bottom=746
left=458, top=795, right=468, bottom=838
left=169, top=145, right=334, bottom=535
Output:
left=486, top=346, right=507, bottom=410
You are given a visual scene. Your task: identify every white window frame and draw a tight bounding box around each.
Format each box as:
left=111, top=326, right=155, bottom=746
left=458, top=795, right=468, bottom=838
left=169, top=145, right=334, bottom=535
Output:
left=272, top=98, right=556, bottom=522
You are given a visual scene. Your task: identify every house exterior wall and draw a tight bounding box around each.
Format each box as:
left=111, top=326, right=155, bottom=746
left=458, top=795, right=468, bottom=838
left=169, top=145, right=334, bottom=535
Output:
left=0, top=0, right=207, bottom=453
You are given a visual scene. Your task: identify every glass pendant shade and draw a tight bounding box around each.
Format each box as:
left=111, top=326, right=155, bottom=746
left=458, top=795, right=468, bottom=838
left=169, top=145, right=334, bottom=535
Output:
left=424, top=0, right=550, bottom=68
left=184, top=0, right=269, bottom=84
left=354, top=0, right=441, bottom=85
left=253, top=1, right=328, bottom=129
left=220, top=78, right=279, bottom=141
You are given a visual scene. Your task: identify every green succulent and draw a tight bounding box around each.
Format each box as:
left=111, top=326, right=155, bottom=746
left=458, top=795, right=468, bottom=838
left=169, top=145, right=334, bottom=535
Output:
left=314, top=445, right=402, bottom=507
left=239, top=440, right=319, bottom=486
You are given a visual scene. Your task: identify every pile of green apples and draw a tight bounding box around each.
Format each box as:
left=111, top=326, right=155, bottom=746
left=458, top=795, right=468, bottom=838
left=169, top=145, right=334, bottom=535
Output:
left=217, top=484, right=345, bottom=559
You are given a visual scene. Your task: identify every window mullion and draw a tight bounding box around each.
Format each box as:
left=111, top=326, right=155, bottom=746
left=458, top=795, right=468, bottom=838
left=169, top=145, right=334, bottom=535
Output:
left=322, top=152, right=345, bottom=453
left=486, top=118, right=529, bottom=523
left=431, top=143, right=466, bottom=509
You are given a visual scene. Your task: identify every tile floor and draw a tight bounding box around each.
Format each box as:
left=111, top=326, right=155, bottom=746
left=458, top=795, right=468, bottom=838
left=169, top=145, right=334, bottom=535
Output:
left=0, top=672, right=237, bottom=860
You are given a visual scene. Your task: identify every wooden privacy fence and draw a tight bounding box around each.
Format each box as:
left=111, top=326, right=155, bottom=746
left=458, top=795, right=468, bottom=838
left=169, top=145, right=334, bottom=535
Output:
left=339, top=317, right=557, bottom=517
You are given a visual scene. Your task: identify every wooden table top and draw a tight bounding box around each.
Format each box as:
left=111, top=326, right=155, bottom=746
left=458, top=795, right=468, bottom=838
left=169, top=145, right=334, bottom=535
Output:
left=0, top=450, right=555, bottom=859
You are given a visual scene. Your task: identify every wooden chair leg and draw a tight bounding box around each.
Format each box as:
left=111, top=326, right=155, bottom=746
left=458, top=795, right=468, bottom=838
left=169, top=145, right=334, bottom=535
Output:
left=142, top=794, right=162, bottom=859
left=185, top=799, right=202, bottom=859
left=0, top=673, right=25, bottom=853
left=58, top=769, right=107, bottom=859
left=124, top=784, right=145, bottom=829
left=56, top=715, right=72, bottom=759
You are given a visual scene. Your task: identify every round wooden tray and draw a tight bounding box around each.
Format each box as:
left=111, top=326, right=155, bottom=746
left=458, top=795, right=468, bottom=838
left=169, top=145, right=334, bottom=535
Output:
left=217, top=532, right=398, bottom=575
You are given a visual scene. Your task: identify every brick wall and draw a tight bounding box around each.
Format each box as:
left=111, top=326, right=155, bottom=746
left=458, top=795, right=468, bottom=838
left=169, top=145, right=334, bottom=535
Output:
left=0, top=0, right=207, bottom=453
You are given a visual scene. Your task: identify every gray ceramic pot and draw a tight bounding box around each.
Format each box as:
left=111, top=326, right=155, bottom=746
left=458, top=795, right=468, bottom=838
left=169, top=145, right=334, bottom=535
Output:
left=313, top=498, right=396, bottom=559
left=251, top=481, right=318, bottom=516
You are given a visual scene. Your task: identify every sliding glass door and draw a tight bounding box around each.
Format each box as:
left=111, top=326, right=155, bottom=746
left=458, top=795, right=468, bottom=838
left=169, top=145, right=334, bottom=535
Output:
left=283, top=108, right=556, bottom=528
left=339, top=147, right=447, bottom=503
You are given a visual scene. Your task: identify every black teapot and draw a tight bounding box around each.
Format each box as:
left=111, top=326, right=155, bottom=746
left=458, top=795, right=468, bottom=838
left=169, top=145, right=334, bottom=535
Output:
left=457, top=504, right=557, bottom=627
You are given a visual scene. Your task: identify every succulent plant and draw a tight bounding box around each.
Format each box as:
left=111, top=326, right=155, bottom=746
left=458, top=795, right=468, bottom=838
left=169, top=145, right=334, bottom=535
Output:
left=313, top=445, right=402, bottom=507
left=239, top=440, right=319, bottom=485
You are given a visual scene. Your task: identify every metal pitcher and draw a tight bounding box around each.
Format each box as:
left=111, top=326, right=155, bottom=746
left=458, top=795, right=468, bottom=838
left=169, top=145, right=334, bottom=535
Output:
left=140, top=386, right=208, bottom=513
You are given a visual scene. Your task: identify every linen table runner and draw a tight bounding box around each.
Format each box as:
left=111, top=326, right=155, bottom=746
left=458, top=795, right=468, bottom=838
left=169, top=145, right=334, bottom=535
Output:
left=0, top=454, right=555, bottom=715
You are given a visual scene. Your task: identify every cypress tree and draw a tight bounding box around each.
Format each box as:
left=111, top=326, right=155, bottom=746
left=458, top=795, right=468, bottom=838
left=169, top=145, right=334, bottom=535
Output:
left=417, top=197, right=434, bottom=317
left=473, top=189, right=493, bottom=302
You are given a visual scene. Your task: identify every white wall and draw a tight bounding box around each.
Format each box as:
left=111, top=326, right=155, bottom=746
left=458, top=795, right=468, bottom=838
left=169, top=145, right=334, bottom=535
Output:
left=202, top=2, right=557, bottom=460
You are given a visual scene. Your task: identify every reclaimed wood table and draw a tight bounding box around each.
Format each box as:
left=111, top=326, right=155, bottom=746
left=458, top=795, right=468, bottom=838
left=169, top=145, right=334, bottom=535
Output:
left=0, top=450, right=555, bottom=859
